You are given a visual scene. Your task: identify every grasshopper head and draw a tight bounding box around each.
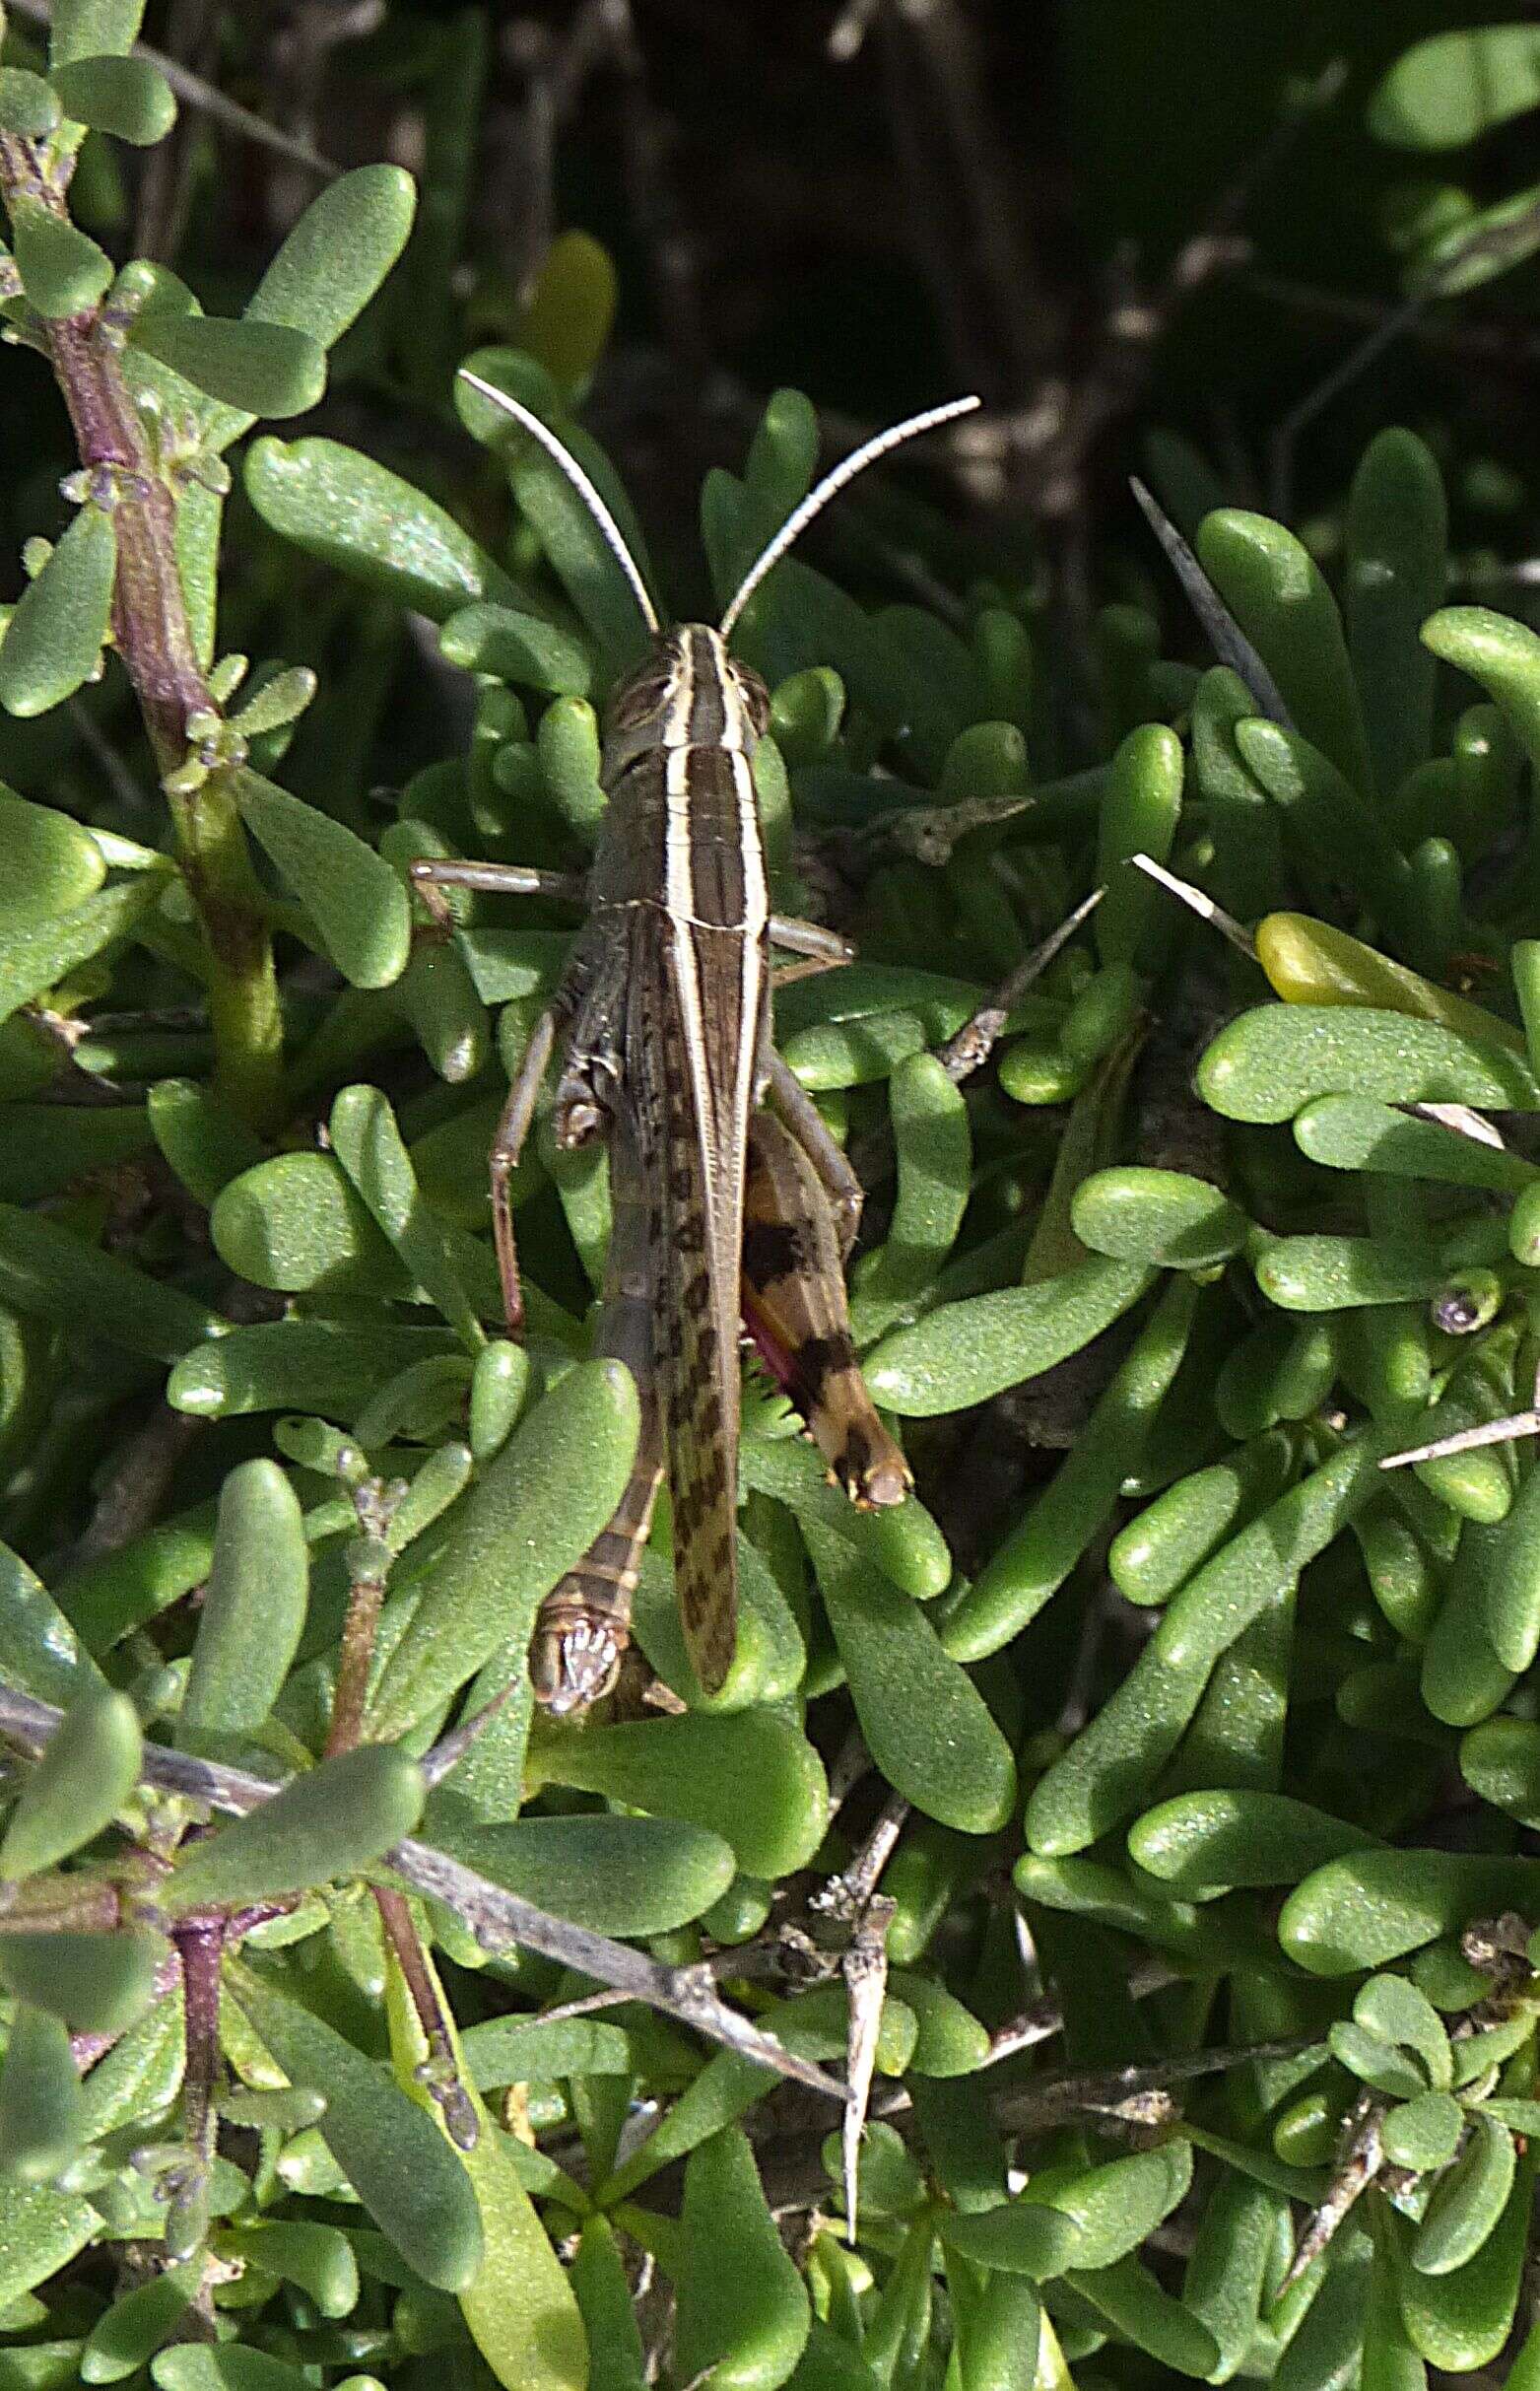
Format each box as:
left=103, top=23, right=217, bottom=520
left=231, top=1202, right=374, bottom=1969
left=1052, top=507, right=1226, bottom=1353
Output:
left=602, top=627, right=769, bottom=771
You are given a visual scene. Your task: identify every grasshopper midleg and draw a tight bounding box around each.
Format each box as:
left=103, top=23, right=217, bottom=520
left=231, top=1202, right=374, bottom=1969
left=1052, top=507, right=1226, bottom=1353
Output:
left=413, top=373, right=976, bottom=1708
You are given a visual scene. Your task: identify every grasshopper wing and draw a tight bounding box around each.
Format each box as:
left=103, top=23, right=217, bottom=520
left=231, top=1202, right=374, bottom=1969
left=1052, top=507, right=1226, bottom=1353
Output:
left=628, top=908, right=760, bottom=1694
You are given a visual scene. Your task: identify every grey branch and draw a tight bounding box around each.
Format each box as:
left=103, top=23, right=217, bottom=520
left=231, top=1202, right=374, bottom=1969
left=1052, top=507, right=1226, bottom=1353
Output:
left=4, top=0, right=339, bottom=177
left=0, top=1681, right=848, bottom=2105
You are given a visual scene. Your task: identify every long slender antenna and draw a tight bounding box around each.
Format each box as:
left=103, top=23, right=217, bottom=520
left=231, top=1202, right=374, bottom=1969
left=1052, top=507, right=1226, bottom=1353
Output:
left=457, top=370, right=661, bottom=638
left=719, top=394, right=981, bottom=640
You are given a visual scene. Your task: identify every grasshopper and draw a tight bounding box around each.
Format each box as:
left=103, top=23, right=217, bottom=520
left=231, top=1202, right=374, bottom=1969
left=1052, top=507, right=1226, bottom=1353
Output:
left=413, top=375, right=975, bottom=1712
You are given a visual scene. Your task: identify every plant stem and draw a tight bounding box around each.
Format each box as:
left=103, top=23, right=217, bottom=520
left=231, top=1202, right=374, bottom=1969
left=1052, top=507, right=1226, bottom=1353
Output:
left=175, top=1915, right=223, bottom=2178
left=324, top=1496, right=394, bottom=1759
left=0, top=135, right=284, bottom=1127
left=0, top=1678, right=851, bottom=2100
left=373, top=1884, right=479, bottom=2151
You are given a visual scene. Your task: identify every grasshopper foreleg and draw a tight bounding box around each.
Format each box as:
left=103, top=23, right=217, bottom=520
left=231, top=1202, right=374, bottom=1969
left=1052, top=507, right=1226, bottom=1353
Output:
left=408, top=856, right=586, bottom=933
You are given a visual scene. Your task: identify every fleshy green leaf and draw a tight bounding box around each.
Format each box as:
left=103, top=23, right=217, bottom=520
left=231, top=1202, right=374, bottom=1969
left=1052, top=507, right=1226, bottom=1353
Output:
left=1198, top=1004, right=1538, bottom=1122
left=0, top=874, right=166, bottom=1026
left=383, top=1939, right=586, bottom=2391
left=530, top=1707, right=829, bottom=1880
left=1379, top=2089, right=1463, bottom=2169
left=0, top=789, right=105, bottom=924
left=0, top=1685, right=140, bottom=1880
left=1393, top=2151, right=1532, bottom=2369
left=1414, top=2116, right=1517, bottom=2275
left=1370, top=27, right=1540, bottom=150
left=329, top=1084, right=482, bottom=1348
left=1128, top=1789, right=1375, bottom=1899
left=1280, top=1849, right=1540, bottom=1974
left=6, top=195, right=112, bottom=318
left=167, top=1320, right=462, bottom=1420
left=152, top=2346, right=311, bottom=2388
left=368, top=1360, right=640, bottom=1736
left=1070, top=1166, right=1248, bottom=1268
left=246, top=164, right=417, bottom=350
left=1016, top=2145, right=1192, bottom=2273
left=245, top=437, right=509, bottom=620
left=49, top=53, right=175, bottom=143
left=165, top=1744, right=424, bottom=1912
left=935, top=2203, right=1083, bottom=2279
left=0, top=2176, right=97, bottom=2309
left=675, top=2129, right=810, bottom=2391
left=0, top=1198, right=226, bottom=1361
left=430, top=1808, right=735, bottom=1938
left=809, top=1522, right=1014, bottom=1832
left=81, top=2261, right=199, bottom=2381
left=440, top=601, right=593, bottom=695
left=0, top=1929, right=167, bottom=2035
left=0, top=2007, right=85, bottom=2184
left=127, top=317, right=325, bottom=417
left=177, top=1460, right=307, bottom=1753
left=229, top=767, right=410, bottom=989
left=0, top=504, right=116, bottom=717
left=49, top=1, right=145, bottom=66
left=865, top=1256, right=1152, bottom=1415
left=0, top=71, right=62, bottom=138
left=230, top=1959, right=482, bottom=2292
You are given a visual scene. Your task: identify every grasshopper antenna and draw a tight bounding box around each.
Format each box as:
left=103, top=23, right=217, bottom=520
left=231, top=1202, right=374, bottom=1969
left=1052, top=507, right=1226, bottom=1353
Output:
left=457, top=369, right=661, bottom=638
left=719, top=393, right=981, bottom=640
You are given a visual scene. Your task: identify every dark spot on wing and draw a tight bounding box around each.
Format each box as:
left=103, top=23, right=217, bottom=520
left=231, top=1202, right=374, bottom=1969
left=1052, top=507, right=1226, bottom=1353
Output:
left=742, top=1219, right=805, bottom=1287
left=794, top=1332, right=858, bottom=1392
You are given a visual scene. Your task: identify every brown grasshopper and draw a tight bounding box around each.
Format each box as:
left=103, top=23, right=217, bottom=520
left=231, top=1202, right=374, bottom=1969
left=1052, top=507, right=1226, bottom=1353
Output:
left=413, top=375, right=974, bottom=1712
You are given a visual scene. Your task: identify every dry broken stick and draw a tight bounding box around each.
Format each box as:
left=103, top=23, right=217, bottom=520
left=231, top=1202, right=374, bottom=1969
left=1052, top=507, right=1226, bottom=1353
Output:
left=1380, top=1356, right=1540, bottom=1474
left=542, top=1785, right=911, bottom=2236
left=1129, top=477, right=1292, bottom=723
left=835, top=786, right=1038, bottom=874
left=992, top=2031, right=1324, bottom=2140
left=0, top=1680, right=849, bottom=2104
left=1279, top=2087, right=1384, bottom=2293
left=3, top=0, right=341, bottom=177
left=802, top=1790, right=908, bottom=2241
left=935, top=883, right=1107, bottom=1084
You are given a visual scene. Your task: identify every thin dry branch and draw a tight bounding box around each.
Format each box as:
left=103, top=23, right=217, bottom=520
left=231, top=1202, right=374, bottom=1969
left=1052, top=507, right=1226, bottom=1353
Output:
left=0, top=1681, right=849, bottom=2103
left=4, top=0, right=340, bottom=177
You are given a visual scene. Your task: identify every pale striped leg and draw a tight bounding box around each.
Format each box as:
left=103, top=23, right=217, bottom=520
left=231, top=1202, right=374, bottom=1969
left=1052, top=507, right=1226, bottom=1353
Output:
left=770, top=914, right=854, bottom=964
left=489, top=1006, right=558, bottom=1336
left=408, top=855, right=585, bottom=932
left=766, top=1049, right=864, bottom=1256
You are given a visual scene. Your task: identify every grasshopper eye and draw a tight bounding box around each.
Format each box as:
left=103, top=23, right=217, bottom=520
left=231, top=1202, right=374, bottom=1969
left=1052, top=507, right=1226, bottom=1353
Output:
left=729, top=660, right=771, bottom=738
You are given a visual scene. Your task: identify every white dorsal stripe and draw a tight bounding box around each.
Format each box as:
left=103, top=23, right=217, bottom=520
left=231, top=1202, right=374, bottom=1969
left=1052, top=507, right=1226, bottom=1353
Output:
left=718, top=393, right=982, bottom=639
left=457, top=370, right=661, bottom=637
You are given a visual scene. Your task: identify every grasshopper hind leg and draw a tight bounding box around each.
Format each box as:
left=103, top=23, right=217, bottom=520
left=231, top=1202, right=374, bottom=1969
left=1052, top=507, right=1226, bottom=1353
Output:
left=529, top=1119, right=661, bottom=1717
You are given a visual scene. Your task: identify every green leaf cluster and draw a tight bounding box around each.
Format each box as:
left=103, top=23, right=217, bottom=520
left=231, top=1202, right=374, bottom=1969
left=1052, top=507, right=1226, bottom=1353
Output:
left=6, top=12, right=1540, bottom=2390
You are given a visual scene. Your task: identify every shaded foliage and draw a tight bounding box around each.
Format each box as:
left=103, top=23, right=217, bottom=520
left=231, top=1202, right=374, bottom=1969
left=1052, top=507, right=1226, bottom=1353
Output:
left=2, top=4, right=1540, bottom=2387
